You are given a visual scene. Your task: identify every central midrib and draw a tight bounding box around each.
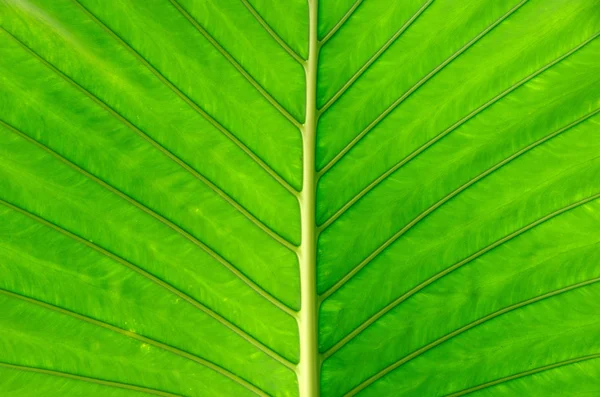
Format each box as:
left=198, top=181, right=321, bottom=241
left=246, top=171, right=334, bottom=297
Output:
left=297, top=0, right=320, bottom=396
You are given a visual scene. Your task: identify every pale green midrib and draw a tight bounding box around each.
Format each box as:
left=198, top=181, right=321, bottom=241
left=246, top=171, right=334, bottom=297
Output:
left=0, top=361, right=182, bottom=397
left=445, top=354, right=600, bottom=397
left=322, top=192, right=600, bottom=361
left=320, top=107, right=600, bottom=301
left=167, top=0, right=303, bottom=129
left=0, top=289, right=267, bottom=397
left=319, top=0, right=365, bottom=44
left=317, top=0, right=528, bottom=178
left=317, top=0, right=435, bottom=115
left=297, top=1, right=321, bottom=396
left=317, top=31, right=599, bottom=233
left=343, top=276, right=600, bottom=396
left=0, top=118, right=295, bottom=319
left=72, top=0, right=299, bottom=198
left=0, top=199, right=294, bottom=372
left=239, top=0, right=306, bottom=64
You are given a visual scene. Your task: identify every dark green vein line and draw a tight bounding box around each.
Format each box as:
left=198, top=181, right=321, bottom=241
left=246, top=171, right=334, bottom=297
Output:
left=167, top=0, right=302, bottom=128
left=317, top=0, right=435, bottom=115
left=71, top=0, right=298, bottom=198
left=0, top=199, right=295, bottom=369
left=0, top=119, right=296, bottom=319
left=444, top=354, right=600, bottom=397
left=344, top=277, right=600, bottom=396
left=319, top=0, right=365, bottom=45
left=317, top=0, right=528, bottom=175
left=239, top=0, right=305, bottom=64
left=0, top=27, right=298, bottom=254
left=318, top=32, right=598, bottom=231
left=321, top=192, right=600, bottom=359
left=0, top=289, right=267, bottom=397
left=0, top=361, right=184, bottom=397
left=320, top=108, right=600, bottom=300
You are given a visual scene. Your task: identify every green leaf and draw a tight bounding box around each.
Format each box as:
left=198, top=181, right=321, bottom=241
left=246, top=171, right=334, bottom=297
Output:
left=0, top=0, right=599, bottom=396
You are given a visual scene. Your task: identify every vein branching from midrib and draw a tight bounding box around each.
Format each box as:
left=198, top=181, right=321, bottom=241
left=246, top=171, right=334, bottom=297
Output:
left=0, top=361, right=184, bottom=397
left=168, top=0, right=303, bottom=129
left=322, top=193, right=600, bottom=361
left=317, top=31, right=598, bottom=235
left=0, top=28, right=301, bottom=311
left=344, top=278, right=600, bottom=396
left=239, top=0, right=306, bottom=64
left=0, top=199, right=295, bottom=373
left=71, top=0, right=299, bottom=199
left=316, top=0, right=528, bottom=179
left=319, top=108, right=600, bottom=301
left=1, top=2, right=308, bottom=391
left=444, top=354, right=600, bottom=397
left=0, top=289, right=269, bottom=397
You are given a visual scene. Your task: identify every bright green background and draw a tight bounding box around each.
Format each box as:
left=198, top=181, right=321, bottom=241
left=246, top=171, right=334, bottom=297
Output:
left=0, top=0, right=599, bottom=396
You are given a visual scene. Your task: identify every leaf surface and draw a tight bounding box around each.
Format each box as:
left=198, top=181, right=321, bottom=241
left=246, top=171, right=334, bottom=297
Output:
left=0, top=0, right=599, bottom=396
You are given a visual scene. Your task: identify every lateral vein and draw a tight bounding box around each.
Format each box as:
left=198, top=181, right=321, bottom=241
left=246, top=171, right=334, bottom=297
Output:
left=0, top=199, right=295, bottom=370
left=0, top=361, right=184, bottom=397
left=343, top=277, right=600, bottom=396
left=0, top=289, right=268, bottom=397
left=239, top=0, right=305, bottom=64
left=168, top=0, right=303, bottom=129
left=318, top=31, right=599, bottom=231
left=0, top=27, right=298, bottom=254
left=443, top=354, right=600, bottom=397
left=71, top=0, right=299, bottom=197
left=318, top=0, right=435, bottom=115
left=318, top=0, right=528, bottom=176
left=320, top=108, right=600, bottom=300
left=322, top=192, right=600, bottom=359
left=319, top=0, right=365, bottom=45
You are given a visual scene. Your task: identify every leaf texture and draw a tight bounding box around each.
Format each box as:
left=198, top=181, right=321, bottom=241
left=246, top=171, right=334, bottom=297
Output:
left=0, top=0, right=599, bottom=396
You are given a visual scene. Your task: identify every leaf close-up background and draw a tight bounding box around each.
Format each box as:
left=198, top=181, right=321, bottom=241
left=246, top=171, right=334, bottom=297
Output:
left=0, top=0, right=599, bottom=396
